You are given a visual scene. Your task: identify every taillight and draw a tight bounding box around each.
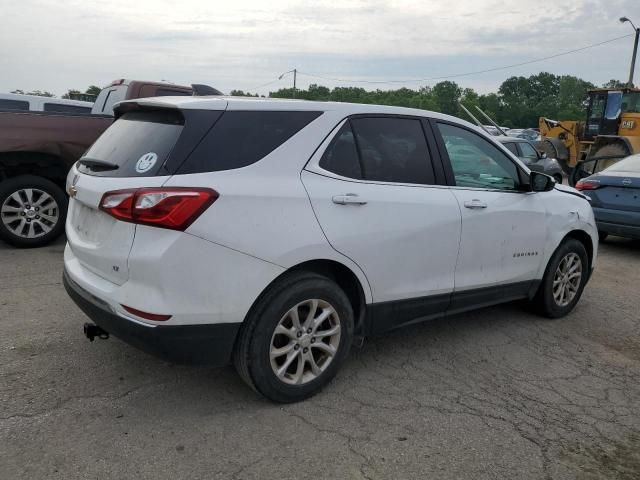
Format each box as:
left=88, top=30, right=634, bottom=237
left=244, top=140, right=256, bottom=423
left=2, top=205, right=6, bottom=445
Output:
left=100, top=188, right=218, bottom=230
left=575, top=179, right=601, bottom=191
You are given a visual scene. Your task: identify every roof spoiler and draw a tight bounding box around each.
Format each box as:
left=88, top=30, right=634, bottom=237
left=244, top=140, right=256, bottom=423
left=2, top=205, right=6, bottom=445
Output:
left=191, top=84, right=224, bottom=96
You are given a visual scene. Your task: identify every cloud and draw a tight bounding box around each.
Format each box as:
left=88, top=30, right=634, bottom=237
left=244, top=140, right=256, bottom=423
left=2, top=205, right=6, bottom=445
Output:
left=0, top=0, right=637, bottom=96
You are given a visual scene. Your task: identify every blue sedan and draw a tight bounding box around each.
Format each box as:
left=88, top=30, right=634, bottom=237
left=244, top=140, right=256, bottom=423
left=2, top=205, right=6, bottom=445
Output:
left=576, top=154, right=640, bottom=240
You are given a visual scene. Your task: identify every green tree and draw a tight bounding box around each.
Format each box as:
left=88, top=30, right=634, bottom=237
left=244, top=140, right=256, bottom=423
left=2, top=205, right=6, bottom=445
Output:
left=11, top=89, right=55, bottom=97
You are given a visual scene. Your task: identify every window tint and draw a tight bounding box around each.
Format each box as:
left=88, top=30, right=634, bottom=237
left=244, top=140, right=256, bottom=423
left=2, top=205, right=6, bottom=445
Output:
left=179, top=111, right=322, bottom=174
left=518, top=142, right=539, bottom=159
left=319, top=123, right=362, bottom=179
left=350, top=117, right=434, bottom=184
left=437, top=123, right=520, bottom=191
left=79, top=110, right=184, bottom=177
left=503, top=142, right=519, bottom=155
left=0, top=99, right=29, bottom=111
left=43, top=103, right=91, bottom=114
left=155, top=89, right=192, bottom=97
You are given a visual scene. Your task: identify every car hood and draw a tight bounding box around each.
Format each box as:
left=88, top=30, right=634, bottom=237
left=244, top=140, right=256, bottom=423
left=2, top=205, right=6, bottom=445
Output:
left=554, top=183, right=589, bottom=200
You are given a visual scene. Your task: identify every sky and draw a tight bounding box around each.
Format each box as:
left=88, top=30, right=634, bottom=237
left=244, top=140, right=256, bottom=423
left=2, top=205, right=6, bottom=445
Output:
left=1, top=0, right=638, bottom=97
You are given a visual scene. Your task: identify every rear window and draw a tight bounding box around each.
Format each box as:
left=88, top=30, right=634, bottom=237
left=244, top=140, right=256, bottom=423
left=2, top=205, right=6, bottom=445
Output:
left=503, top=142, right=519, bottom=155
left=0, top=99, right=29, bottom=111
left=605, top=154, right=640, bottom=173
left=178, top=111, right=322, bottom=174
left=43, top=103, right=91, bottom=114
left=79, top=110, right=184, bottom=177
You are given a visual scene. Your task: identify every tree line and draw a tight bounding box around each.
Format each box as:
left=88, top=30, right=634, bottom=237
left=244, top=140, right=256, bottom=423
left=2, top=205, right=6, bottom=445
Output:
left=12, top=73, right=628, bottom=128
left=235, top=74, right=627, bottom=128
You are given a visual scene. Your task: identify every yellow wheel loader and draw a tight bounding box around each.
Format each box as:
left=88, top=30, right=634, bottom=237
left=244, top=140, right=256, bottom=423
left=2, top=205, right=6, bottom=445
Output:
left=538, top=88, right=640, bottom=185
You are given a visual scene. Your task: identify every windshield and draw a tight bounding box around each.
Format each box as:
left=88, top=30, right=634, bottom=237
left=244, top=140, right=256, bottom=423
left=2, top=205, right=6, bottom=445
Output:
left=605, top=154, right=640, bottom=173
left=605, top=91, right=623, bottom=120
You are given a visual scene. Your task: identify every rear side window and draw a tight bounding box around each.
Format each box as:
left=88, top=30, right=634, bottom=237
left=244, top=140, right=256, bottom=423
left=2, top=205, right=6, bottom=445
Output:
left=322, top=117, right=434, bottom=184
left=79, top=110, right=184, bottom=177
left=178, top=111, right=322, bottom=174
left=319, top=123, right=362, bottom=179
left=43, top=103, right=91, bottom=114
left=0, top=99, right=29, bottom=111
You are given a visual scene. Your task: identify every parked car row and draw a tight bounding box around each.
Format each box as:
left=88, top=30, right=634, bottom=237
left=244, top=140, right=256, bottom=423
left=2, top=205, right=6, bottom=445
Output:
left=63, top=96, right=597, bottom=402
left=0, top=80, right=219, bottom=248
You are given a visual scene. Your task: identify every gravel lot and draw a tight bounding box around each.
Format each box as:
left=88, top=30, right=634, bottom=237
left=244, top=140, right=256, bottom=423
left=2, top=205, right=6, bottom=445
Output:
left=1, top=236, right=639, bottom=479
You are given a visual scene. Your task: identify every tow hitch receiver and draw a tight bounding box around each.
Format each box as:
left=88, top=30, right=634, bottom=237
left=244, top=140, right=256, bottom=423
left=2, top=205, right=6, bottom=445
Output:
left=84, top=323, right=109, bottom=342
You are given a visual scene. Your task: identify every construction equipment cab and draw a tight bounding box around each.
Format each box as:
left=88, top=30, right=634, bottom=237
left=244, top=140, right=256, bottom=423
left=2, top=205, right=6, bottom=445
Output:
left=538, top=88, right=640, bottom=184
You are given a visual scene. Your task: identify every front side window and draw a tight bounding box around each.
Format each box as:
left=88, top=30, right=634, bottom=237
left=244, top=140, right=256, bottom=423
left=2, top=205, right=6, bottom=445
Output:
left=437, top=123, right=520, bottom=191
left=518, top=142, right=539, bottom=160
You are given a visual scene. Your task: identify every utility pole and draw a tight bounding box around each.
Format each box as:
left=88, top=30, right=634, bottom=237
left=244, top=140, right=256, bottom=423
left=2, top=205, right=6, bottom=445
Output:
left=293, top=69, right=297, bottom=99
left=620, top=17, right=639, bottom=87
left=278, top=69, right=298, bottom=98
left=629, top=28, right=639, bottom=88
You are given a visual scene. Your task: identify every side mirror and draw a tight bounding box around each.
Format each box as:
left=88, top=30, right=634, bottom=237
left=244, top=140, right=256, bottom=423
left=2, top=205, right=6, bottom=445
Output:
left=530, top=171, right=555, bottom=192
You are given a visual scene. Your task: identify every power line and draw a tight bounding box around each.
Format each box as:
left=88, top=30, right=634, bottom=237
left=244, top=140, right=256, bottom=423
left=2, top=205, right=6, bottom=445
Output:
left=294, top=33, right=634, bottom=85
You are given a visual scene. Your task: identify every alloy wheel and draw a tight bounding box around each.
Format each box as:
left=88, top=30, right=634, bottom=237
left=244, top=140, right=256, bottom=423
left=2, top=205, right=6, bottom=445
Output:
left=269, top=299, right=342, bottom=385
left=0, top=188, right=60, bottom=239
left=552, top=252, right=582, bottom=307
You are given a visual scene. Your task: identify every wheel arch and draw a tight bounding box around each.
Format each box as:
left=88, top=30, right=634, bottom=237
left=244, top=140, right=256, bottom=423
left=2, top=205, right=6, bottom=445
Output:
left=563, top=229, right=594, bottom=270
left=0, top=152, right=69, bottom=187
left=248, top=258, right=369, bottom=337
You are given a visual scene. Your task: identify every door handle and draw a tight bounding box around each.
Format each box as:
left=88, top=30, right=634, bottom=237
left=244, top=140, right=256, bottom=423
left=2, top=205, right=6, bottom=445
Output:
left=332, top=193, right=367, bottom=205
left=463, top=199, right=488, bottom=209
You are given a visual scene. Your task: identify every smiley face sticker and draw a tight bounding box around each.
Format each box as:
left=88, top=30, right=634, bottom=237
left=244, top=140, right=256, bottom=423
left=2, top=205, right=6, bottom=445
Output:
left=135, top=152, right=158, bottom=173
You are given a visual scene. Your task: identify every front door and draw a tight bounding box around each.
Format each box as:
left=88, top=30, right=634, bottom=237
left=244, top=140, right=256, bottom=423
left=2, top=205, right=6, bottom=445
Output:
left=433, top=121, right=547, bottom=307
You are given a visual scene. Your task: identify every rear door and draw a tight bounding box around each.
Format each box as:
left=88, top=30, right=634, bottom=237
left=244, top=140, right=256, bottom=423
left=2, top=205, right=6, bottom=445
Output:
left=302, top=116, right=461, bottom=329
left=66, top=107, right=215, bottom=285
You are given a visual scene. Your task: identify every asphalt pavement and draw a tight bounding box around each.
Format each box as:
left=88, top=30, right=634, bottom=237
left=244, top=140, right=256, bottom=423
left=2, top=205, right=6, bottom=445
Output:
left=1, top=236, right=639, bottom=479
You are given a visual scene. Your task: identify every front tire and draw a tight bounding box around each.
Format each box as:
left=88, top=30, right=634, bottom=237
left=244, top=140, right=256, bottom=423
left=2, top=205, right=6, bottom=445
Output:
left=532, top=238, right=589, bottom=318
left=0, top=175, right=67, bottom=248
left=233, top=272, right=354, bottom=403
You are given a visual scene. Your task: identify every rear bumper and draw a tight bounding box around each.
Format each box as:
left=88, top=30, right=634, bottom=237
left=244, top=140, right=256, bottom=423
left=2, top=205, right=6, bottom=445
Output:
left=595, top=220, right=640, bottom=239
left=63, top=269, right=241, bottom=365
left=593, top=207, right=640, bottom=239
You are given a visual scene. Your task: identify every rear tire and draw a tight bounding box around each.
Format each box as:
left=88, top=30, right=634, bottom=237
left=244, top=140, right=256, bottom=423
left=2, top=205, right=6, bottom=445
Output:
left=0, top=175, right=67, bottom=248
left=233, top=271, right=354, bottom=403
left=532, top=238, right=589, bottom=319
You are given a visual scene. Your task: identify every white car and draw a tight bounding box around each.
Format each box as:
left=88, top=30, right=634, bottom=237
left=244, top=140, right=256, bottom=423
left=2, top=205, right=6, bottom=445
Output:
left=63, top=97, right=598, bottom=402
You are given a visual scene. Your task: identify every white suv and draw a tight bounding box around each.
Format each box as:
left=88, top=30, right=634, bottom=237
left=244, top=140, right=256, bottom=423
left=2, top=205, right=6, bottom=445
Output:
left=64, top=97, right=597, bottom=402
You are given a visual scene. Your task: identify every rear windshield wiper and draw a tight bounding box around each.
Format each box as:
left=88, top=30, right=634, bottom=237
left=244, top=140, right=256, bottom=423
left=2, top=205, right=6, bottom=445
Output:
left=78, top=158, right=119, bottom=171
